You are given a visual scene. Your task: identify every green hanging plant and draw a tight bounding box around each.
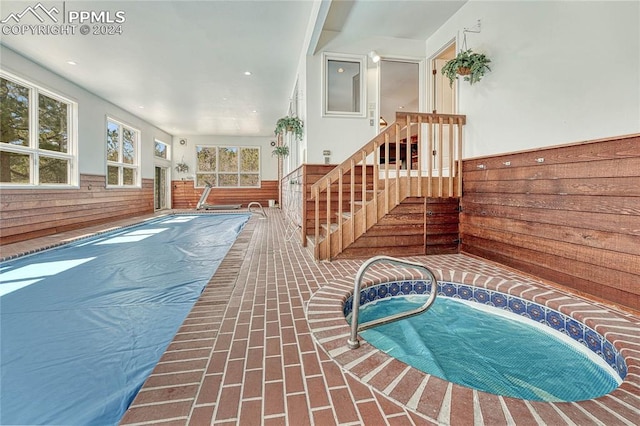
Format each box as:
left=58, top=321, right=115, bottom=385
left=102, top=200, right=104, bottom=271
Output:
left=274, top=116, right=304, bottom=141
left=174, top=162, right=189, bottom=173
left=441, top=49, right=491, bottom=86
left=272, top=145, right=289, bottom=157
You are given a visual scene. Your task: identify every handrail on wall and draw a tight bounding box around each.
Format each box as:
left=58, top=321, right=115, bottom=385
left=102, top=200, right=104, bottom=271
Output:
left=347, top=255, right=438, bottom=349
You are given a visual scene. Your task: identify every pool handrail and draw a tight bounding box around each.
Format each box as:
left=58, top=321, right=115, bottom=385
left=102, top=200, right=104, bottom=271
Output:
left=196, top=184, right=213, bottom=210
left=247, top=201, right=266, bottom=218
left=347, top=255, right=438, bottom=349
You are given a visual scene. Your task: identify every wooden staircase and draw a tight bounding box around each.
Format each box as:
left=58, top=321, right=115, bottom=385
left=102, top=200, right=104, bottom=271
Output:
left=308, top=112, right=466, bottom=261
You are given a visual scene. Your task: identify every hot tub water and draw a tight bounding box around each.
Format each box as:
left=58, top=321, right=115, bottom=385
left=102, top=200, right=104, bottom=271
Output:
left=352, top=294, right=621, bottom=401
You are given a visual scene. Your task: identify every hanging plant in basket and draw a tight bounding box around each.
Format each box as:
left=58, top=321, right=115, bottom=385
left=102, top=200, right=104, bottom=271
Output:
left=274, top=116, right=304, bottom=141
left=174, top=162, right=189, bottom=173
left=441, top=49, right=491, bottom=86
left=272, top=145, right=289, bottom=157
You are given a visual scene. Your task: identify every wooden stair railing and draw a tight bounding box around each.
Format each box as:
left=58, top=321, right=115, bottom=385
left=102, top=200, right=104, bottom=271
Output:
left=310, top=112, right=466, bottom=260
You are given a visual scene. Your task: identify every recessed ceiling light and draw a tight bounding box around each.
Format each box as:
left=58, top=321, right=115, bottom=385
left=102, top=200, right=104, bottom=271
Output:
left=66, top=60, right=77, bottom=65
left=244, top=71, right=252, bottom=76
left=138, top=106, right=144, bottom=109
left=337, top=68, right=344, bottom=73
left=252, top=110, right=257, bottom=113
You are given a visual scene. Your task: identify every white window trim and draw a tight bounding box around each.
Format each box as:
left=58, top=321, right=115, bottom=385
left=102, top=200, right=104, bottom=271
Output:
left=195, top=145, right=261, bottom=189
left=322, top=52, right=367, bottom=118
left=154, top=139, right=171, bottom=164
left=0, top=69, right=79, bottom=188
left=105, top=116, right=141, bottom=188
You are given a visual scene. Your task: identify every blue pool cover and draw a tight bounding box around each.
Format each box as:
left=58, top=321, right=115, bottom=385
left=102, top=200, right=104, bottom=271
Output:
left=0, top=214, right=249, bottom=425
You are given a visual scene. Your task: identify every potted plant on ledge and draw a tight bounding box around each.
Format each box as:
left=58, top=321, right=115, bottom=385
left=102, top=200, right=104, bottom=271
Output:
left=441, top=49, right=491, bottom=86
left=274, top=116, right=304, bottom=141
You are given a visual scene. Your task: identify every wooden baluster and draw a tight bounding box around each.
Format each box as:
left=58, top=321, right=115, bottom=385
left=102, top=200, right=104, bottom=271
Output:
left=361, top=150, right=367, bottom=234
left=448, top=117, right=454, bottom=197
left=373, top=141, right=379, bottom=221
left=350, top=159, right=355, bottom=244
left=384, top=132, right=390, bottom=214
left=437, top=116, right=444, bottom=197
left=457, top=118, right=463, bottom=197
left=406, top=114, right=412, bottom=198
left=326, top=177, right=331, bottom=259
left=417, top=115, right=423, bottom=196
left=395, top=123, right=400, bottom=205
left=427, top=116, right=433, bottom=197
left=314, top=186, right=320, bottom=259
left=338, top=168, right=343, bottom=253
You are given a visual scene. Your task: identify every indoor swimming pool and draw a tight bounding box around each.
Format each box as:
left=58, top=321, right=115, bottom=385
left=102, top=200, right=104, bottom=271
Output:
left=0, top=214, right=249, bottom=425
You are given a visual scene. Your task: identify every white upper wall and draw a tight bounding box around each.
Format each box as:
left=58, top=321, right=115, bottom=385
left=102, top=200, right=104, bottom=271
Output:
left=426, top=0, right=640, bottom=158
left=304, top=52, right=375, bottom=165
left=305, top=36, right=427, bottom=164
left=1, top=46, right=173, bottom=180
left=301, top=0, right=639, bottom=165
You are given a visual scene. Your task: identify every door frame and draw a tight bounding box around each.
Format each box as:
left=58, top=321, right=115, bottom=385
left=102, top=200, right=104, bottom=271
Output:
left=428, top=38, right=458, bottom=115
left=428, top=39, right=460, bottom=175
left=154, top=164, right=171, bottom=210
left=376, top=55, right=425, bottom=133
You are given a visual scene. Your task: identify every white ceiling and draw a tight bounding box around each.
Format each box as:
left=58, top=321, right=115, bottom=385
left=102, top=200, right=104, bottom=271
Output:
left=1, top=0, right=466, bottom=138
left=321, top=0, right=466, bottom=43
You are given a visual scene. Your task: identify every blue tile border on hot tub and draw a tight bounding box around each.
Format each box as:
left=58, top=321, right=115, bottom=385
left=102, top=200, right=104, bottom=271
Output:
left=343, top=280, right=627, bottom=379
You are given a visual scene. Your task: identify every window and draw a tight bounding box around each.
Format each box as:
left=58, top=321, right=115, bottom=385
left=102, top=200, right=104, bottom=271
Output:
left=0, top=71, right=77, bottom=186
left=154, top=140, right=169, bottom=159
left=196, top=146, right=260, bottom=188
left=323, top=53, right=366, bottom=117
left=106, top=118, right=140, bottom=187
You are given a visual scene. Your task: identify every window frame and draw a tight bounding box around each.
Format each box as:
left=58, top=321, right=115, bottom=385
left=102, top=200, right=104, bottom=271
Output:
left=154, top=139, right=170, bottom=161
left=105, top=116, right=141, bottom=188
left=195, top=145, right=261, bottom=189
left=322, top=52, right=367, bottom=118
left=0, top=70, right=79, bottom=188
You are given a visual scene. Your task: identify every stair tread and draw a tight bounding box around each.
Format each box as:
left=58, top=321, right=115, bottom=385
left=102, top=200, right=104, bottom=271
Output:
left=320, top=222, right=339, bottom=232
left=306, top=235, right=320, bottom=245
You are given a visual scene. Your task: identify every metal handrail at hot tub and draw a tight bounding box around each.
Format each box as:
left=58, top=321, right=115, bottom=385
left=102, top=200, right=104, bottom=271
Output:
left=347, top=255, right=438, bottom=349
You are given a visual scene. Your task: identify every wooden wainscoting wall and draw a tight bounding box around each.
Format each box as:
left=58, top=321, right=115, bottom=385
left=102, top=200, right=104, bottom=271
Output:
left=460, top=134, right=640, bottom=312
left=0, top=174, right=154, bottom=246
left=171, top=180, right=278, bottom=209
left=426, top=197, right=460, bottom=255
